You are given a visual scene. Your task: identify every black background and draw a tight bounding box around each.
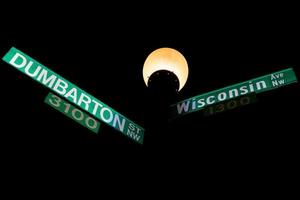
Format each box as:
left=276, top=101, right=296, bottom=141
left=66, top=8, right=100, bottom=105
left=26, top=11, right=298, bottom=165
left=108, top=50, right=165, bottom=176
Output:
left=0, top=2, right=299, bottom=192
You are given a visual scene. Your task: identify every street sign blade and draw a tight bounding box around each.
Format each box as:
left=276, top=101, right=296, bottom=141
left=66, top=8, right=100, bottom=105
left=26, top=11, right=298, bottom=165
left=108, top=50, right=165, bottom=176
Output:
left=2, top=47, right=144, bottom=144
left=171, top=68, right=298, bottom=118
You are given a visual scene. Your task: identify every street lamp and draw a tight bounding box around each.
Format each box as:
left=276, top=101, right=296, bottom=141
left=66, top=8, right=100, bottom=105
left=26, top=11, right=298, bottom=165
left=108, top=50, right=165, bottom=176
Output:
left=142, top=48, right=189, bottom=142
left=143, top=47, right=189, bottom=94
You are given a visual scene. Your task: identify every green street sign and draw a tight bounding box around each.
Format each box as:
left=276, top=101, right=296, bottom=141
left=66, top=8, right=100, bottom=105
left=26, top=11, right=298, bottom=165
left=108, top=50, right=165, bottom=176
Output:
left=45, top=93, right=101, bottom=134
left=2, top=47, right=144, bottom=144
left=171, top=68, right=297, bottom=118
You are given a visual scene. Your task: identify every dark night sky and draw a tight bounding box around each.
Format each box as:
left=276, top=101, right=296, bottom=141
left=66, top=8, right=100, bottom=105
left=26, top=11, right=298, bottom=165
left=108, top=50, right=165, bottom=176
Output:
left=0, top=4, right=299, bottom=188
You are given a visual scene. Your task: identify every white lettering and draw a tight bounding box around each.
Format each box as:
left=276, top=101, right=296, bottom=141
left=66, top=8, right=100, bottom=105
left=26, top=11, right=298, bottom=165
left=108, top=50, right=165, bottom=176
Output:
left=192, top=98, right=197, bottom=110
left=218, top=92, right=227, bottom=101
left=128, top=123, right=135, bottom=131
left=37, top=69, right=57, bottom=88
left=78, top=93, right=92, bottom=110
left=272, top=79, right=285, bottom=87
left=271, top=73, right=283, bottom=80
left=249, top=82, right=254, bottom=92
left=91, top=99, right=103, bottom=115
left=256, top=81, right=267, bottom=90
left=9, top=53, right=27, bottom=68
left=271, top=74, right=277, bottom=80
left=272, top=80, right=278, bottom=86
left=65, top=88, right=78, bottom=104
left=177, top=101, right=190, bottom=114
left=128, top=123, right=142, bottom=134
left=206, top=96, right=215, bottom=104
left=72, top=109, right=84, bottom=121
left=53, top=79, right=68, bottom=95
left=85, top=117, right=98, bottom=129
left=229, top=88, right=239, bottom=98
left=113, top=114, right=125, bottom=132
left=63, top=102, right=71, bottom=113
left=239, top=86, right=248, bottom=95
left=25, top=61, right=41, bottom=77
left=100, top=107, right=113, bottom=123
left=127, top=129, right=141, bottom=141
left=278, top=79, right=285, bottom=85
left=197, top=99, right=205, bottom=108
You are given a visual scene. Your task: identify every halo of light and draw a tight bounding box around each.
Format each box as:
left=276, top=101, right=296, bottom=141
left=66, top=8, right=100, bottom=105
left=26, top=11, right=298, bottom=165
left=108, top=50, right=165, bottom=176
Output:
left=143, top=47, right=189, bottom=91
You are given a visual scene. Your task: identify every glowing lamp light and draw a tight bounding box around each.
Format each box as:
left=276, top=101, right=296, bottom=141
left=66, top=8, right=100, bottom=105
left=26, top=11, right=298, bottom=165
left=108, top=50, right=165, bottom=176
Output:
left=143, top=47, right=189, bottom=91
